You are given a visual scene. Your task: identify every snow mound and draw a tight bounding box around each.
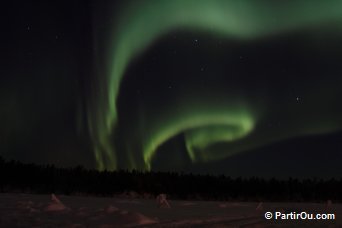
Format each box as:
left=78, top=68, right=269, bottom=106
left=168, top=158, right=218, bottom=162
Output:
left=120, top=211, right=157, bottom=226
left=181, top=202, right=196, bottom=206
left=134, top=212, right=157, bottom=225
left=44, top=194, right=69, bottom=212
left=105, top=205, right=119, bottom=213
left=91, top=204, right=157, bottom=226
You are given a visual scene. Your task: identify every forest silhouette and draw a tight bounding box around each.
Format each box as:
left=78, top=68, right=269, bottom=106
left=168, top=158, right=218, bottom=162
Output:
left=0, top=156, right=341, bottom=202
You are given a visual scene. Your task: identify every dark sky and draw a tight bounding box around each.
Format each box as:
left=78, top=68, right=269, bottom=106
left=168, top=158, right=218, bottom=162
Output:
left=1, top=0, right=342, bottom=178
left=1, top=0, right=94, bottom=167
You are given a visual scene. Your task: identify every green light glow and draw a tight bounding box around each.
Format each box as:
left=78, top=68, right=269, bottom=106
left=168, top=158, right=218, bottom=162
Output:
left=142, top=102, right=255, bottom=169
left=91, top=0, right=342, bottom=170
left=185, top=124, right=251, bottom=162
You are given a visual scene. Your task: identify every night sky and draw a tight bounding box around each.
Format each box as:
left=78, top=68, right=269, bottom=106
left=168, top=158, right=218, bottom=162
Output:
left=1, top=0, right=342, bottom=178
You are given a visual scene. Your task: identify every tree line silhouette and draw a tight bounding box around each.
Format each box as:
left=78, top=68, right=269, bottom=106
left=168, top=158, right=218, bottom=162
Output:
left=0, top=156, right=341, bottom=202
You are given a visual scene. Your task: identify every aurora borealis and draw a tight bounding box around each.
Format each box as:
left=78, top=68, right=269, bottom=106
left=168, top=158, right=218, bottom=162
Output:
left=1, top=0, right=342, bottom=177
left=91, top=0, right=342, bottom=170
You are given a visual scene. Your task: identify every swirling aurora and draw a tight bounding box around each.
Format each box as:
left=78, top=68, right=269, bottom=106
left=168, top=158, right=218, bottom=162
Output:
left=88, top=0, right=342, bottom=170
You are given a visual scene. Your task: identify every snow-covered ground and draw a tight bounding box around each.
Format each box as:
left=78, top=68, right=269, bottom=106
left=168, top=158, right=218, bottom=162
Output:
left=0, top=193, right=340, bottom=227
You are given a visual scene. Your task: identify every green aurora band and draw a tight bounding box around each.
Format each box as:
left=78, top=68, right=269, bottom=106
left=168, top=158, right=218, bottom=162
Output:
left=142, top=102, right=255, bottom=169
left=91, top=0, right=342, bottom=170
